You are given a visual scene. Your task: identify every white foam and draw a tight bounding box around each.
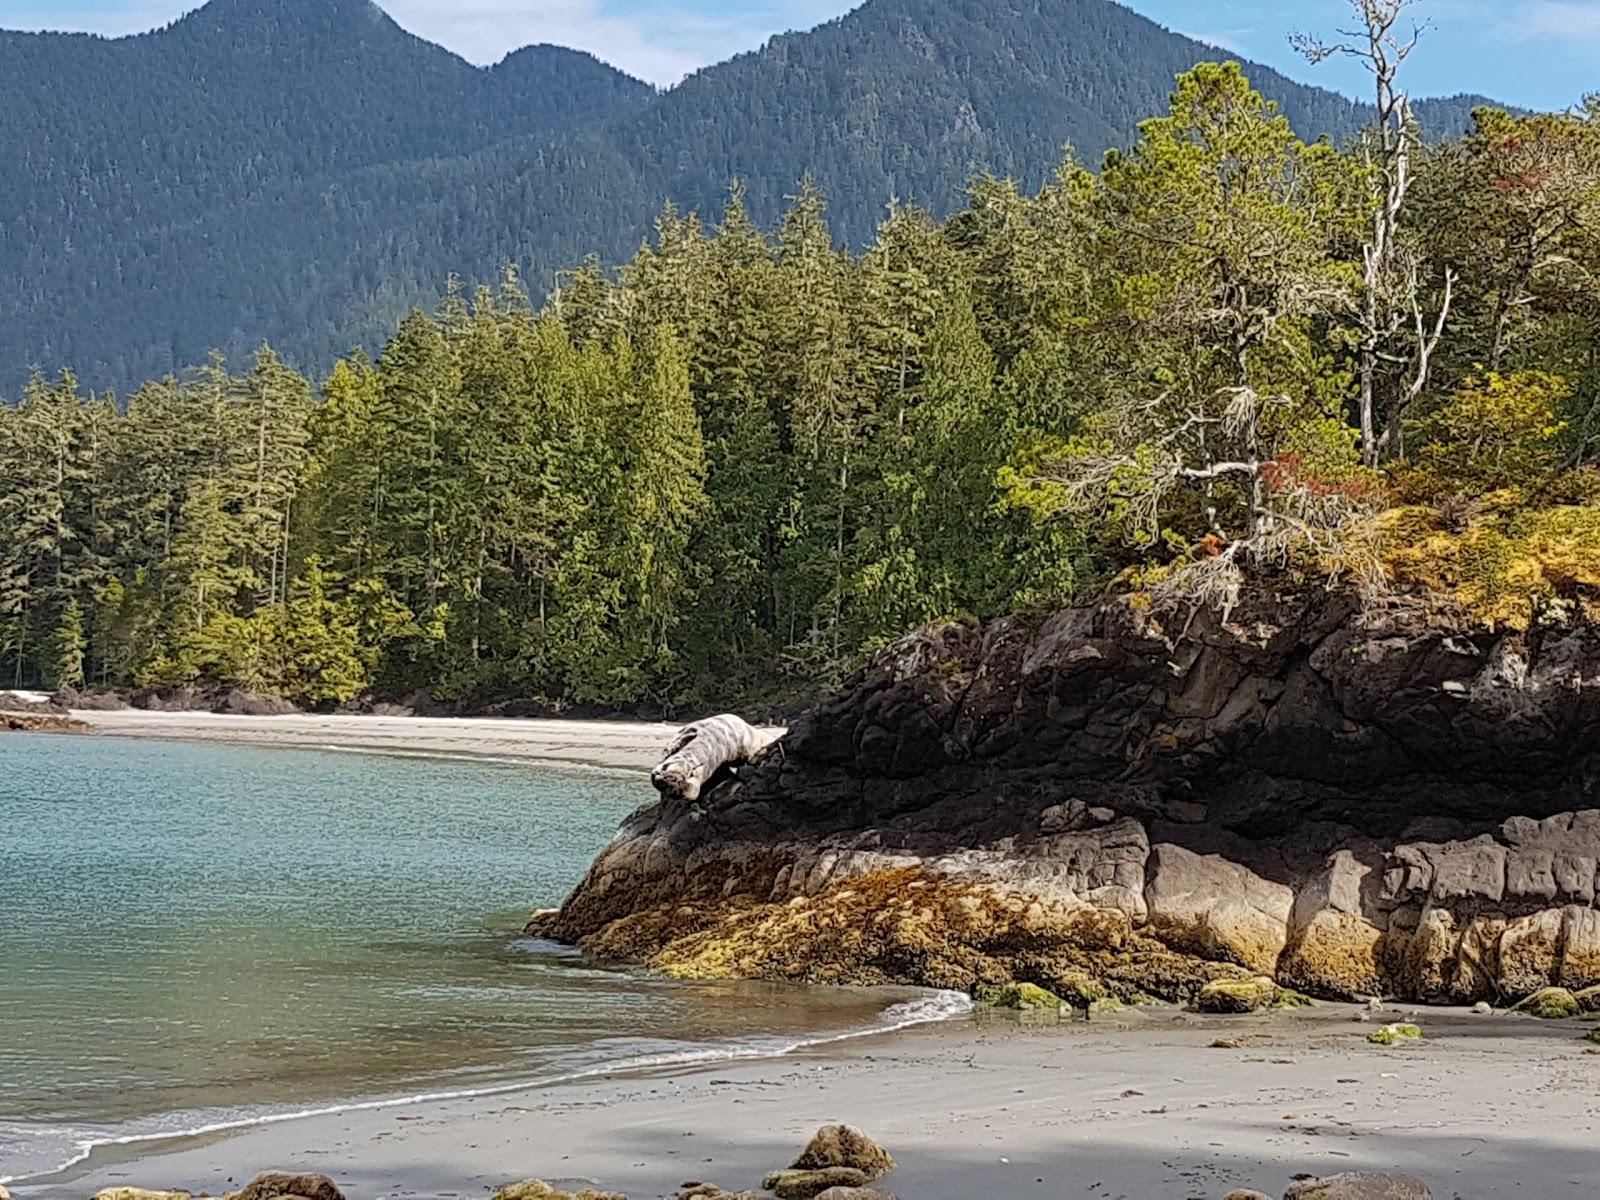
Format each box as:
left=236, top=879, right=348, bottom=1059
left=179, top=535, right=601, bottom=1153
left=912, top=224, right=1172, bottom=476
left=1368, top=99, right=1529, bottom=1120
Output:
left=0, top=989, right=970, bottom=1186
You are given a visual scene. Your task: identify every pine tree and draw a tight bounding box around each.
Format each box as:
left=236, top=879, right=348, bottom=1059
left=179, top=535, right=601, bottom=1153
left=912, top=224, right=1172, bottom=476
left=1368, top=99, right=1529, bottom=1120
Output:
left=51, top=598, right=86, bottom=691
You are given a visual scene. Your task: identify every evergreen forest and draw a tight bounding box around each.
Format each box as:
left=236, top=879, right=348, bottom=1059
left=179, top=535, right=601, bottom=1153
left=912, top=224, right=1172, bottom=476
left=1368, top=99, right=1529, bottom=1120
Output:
left=4, top=61, right=1598, bottom=713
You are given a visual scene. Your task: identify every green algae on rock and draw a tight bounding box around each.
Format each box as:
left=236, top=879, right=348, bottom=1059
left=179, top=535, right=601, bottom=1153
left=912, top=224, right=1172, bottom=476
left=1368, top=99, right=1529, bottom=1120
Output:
left=975, top=982, right=1064, bottom=1011
left=1195, top=976, right=1314, bottom=1014
left=1514, top=986, right=1581, bottom=1019
left=1368, top=1022, right=1425, bottom=1045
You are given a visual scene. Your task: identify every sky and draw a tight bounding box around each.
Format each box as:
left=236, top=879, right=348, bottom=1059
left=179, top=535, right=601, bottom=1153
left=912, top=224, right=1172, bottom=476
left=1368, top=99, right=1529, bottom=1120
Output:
left=4, top=0, right=1595, bottom=109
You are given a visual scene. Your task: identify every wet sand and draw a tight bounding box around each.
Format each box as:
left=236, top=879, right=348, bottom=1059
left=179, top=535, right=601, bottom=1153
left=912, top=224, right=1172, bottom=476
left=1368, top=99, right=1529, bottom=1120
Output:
left=64, top=708, right=767, bottom=772
left=29, top=1005, right=1600, bottom=1199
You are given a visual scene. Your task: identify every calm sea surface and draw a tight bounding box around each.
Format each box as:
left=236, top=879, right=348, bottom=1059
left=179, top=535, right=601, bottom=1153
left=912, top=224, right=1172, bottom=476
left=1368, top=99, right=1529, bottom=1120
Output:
left=0, top=733, right=957, bottom=1182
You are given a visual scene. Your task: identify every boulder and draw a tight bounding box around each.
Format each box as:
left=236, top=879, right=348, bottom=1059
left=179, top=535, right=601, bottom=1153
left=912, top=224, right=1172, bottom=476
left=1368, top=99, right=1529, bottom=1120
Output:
left=491, top=1182, right=627, bottom=1200
left=1282, top=1172, right=1431, bottom=1199
left=92, top=1192, right=189, bottom=1200
left=1221, top=1191, right=1274, bottom=1200
left=1145, top=846, right=1293, bottom=975
left=975, top=982, right=1063, bottom=1011
left=1513, top=986, right=1580, bottom=1019
left=813, top=1190, right=897, bottom=1200
left=229, top=1174, right=343, bottom=1200
left=789, top=1125, right=895, bottom=1179
left=1195, top=977, right=1311, bottom=1014
left=761, top=1168, right=869, bottom=1199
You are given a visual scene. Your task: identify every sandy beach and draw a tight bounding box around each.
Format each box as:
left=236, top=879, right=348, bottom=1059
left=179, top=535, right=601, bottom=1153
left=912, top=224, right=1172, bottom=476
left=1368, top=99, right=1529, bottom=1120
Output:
left=58, top=707, right=726, bottom=772
left=23, top=1005, right=1600, bottom=1199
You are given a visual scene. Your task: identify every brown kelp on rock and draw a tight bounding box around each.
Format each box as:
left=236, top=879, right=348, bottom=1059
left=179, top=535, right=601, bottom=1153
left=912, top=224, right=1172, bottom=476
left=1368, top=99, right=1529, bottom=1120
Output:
left=531, top=584, right=1600, bottom=1005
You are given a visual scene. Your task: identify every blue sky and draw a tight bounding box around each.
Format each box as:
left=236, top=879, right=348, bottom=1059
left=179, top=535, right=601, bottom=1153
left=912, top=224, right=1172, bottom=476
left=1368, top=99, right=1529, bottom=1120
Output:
left=5, top=0, right=1595, bottom=108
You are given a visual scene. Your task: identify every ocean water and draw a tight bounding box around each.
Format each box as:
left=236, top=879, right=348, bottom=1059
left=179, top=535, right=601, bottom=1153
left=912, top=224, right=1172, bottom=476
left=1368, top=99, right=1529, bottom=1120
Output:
left=0, top=734, right=963, bottom=1183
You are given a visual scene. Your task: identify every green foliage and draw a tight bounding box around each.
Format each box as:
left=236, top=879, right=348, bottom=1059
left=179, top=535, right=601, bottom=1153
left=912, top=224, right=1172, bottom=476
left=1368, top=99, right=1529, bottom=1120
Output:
left=0, top=54, right=1592, bottom=708
left=51, top=599, right=86, bottom=691
left=1409, top=372, right=1571, bottom=494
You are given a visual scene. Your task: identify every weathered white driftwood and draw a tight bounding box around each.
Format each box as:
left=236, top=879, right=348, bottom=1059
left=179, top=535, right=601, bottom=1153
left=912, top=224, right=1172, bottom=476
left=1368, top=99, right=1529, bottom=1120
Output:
left=652, top=714, right=783, bottom=803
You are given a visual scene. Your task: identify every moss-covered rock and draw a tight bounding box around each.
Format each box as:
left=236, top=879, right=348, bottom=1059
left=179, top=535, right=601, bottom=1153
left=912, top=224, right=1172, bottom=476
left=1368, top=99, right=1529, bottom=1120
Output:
left=762, top=1168, right=868, bottom=1199
left=1513, top=986, right=1580, bottom=1019
left=1368, top=1022, right=1424, bottom=1045
left=1584, top=1027, right=1600, bottom=1045
left=1193, top=976, right=1310, bottom=1013
left=1048, top=969, right=1110, bottom=1007
left=1086, top=995, right=1126, bottom=1018
left=491, top=1182, right=627, bottom=1200
left=975, top=982, right=1064, bottom=1011
left=92, top=1191, right=189, bottom=1200
left=1195, top=976, right=1276, bottom=1013
left=1574, top=984, right=1600, bottom=1012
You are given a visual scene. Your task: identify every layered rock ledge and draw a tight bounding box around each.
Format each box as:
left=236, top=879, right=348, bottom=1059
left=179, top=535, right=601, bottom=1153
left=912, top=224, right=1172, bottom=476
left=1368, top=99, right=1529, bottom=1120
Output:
left=531, top=586, right=1600, bottom=1004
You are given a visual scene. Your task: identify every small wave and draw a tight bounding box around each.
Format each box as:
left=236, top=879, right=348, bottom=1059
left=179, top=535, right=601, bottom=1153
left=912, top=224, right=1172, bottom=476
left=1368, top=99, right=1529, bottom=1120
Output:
left=0, top=989, right=970, bottom=1186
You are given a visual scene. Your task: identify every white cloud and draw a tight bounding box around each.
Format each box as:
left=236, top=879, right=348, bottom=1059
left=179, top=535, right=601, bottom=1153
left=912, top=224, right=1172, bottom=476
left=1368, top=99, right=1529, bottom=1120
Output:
left=1518, top=0, right=1600, bottom=39
left=4, top=0, right=859, bottom=85
left=379, top=0, right=853, bottom=83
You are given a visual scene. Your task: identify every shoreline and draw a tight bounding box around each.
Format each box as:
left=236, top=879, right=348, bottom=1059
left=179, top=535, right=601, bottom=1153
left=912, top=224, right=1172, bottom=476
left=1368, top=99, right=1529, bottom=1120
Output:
left=53, top=708, right=760, bottom=773
left=17, top=1005, right=1600, bottom=1198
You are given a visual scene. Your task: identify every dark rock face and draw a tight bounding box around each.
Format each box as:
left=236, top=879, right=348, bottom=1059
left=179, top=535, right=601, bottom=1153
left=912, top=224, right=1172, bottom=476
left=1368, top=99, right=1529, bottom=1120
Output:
left=534, top=586, right=1600, bottom=1003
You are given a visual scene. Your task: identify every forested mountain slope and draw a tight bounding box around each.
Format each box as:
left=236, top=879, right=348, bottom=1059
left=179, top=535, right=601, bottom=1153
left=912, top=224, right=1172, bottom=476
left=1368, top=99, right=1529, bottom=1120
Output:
left=0, top=0, right=653, bottom=389
left=2, top=0, right=1502, bottom=393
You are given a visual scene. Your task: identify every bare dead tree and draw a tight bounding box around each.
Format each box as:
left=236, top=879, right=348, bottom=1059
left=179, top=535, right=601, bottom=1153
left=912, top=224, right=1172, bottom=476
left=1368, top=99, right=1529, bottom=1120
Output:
left=1292, top=0, right=1455, bottom=466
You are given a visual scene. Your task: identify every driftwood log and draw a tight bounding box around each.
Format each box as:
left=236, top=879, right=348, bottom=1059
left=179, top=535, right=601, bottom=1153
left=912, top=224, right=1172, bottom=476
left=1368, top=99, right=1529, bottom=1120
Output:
left=652, top=714, right=783, bottom=803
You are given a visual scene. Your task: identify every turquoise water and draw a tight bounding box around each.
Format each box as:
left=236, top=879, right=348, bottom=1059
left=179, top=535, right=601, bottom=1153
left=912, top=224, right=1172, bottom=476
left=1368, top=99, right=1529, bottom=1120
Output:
left=0, top=734, right=956, bottom=1182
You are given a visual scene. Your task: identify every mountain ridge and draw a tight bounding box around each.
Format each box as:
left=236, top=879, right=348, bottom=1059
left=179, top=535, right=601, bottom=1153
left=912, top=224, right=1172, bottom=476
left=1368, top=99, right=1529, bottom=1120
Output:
left=1, top=0, right=1513, bottom=394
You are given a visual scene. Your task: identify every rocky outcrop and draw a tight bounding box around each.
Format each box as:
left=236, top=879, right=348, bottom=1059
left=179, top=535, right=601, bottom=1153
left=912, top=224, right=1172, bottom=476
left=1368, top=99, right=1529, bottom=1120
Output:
left=2, top=710, right=91, bottom=734
left=532, top=584, right=1600, bottom=1004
